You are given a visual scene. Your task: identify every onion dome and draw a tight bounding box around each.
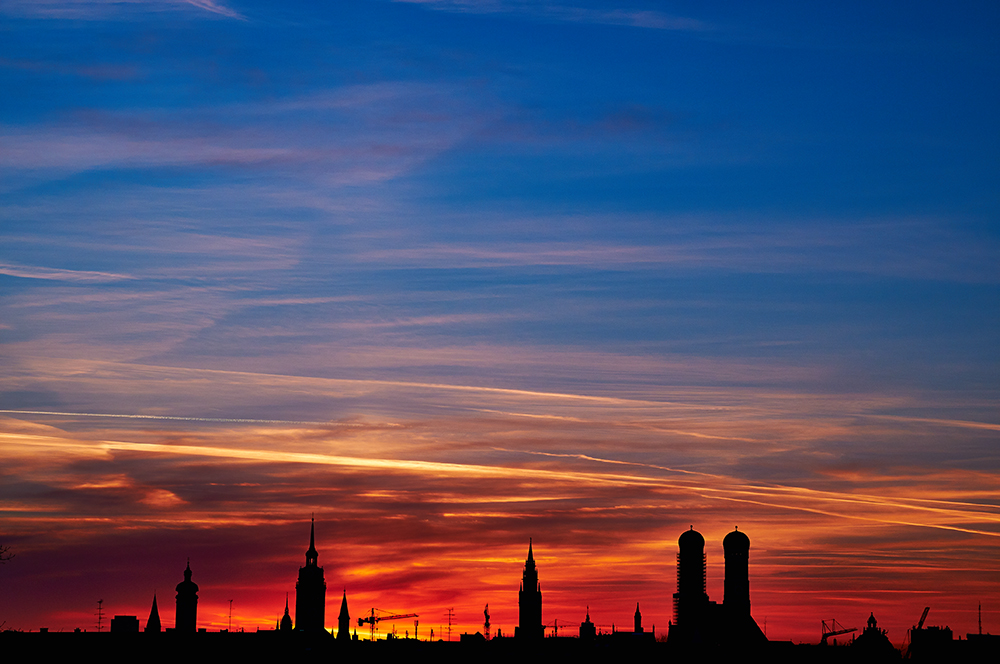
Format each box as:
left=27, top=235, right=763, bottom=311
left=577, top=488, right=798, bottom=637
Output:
left=723, top=527, right=750, bottom=554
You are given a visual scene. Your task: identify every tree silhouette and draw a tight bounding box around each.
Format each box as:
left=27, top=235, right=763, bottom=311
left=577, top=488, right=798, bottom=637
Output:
left=0, top=544, right=13, bottom=564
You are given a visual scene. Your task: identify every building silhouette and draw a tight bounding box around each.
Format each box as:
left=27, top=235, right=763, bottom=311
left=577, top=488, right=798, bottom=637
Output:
left=723, top=527, right=766, bottom=643
left=580, top=607, right=596, bottom=640
left=175, top=561, right=198, bottom=633
left=110, top=615, right=139, bottom=633
left=515, top=539, right=543, bottom=640
left=279, top=595, right=292, bottom=632
left=672, top=527, right=709, bottom=644
left=853, top=612, right=897, bottom=659
left=634, top=603, right=643, bottom=633
left=337, top=590, right=350, bottom=641
left=668, top=527, right=766, bottom=648
left=294, top=517, right=327, bottom=633
left=145, top=594, right=161, bottom=633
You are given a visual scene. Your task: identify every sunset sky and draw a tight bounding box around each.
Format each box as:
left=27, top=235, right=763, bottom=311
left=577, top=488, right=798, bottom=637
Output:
left=1, top=0, right=998, bottom=644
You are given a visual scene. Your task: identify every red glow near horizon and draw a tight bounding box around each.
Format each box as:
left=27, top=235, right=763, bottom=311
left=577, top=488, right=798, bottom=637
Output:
left=1, top=394, right=997, bottom=645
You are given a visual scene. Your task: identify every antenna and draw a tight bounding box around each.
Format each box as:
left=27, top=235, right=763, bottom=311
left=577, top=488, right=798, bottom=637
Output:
left=228, top=599, right=234, bottom=632
left=96, top=599, right=105, bottom=632
left=446, top=607, right=455, bottom=641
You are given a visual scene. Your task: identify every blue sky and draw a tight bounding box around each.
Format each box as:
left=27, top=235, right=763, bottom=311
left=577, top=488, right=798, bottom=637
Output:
left=1, top=0, right=998, bottom=640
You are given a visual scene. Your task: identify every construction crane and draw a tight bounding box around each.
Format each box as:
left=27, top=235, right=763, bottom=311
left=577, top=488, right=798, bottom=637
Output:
left=358, top=608, right=418, bottom=641
left=902, top=606, right=932, bottom=657
left=821, top=618, right=857, bottom=645
left=916, top=606, right=930, bottom=630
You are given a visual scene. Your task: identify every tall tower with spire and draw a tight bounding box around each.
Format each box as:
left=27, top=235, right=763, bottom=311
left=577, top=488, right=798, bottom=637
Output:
left=294, top=517, right=327, bottom=633
left=280, top=594, right=293, bottom=632
left=175, top=561, right=198, bottom=633
left=337, top=590, right=350, bottom=641
left=516, top=539, right=543, bottom=640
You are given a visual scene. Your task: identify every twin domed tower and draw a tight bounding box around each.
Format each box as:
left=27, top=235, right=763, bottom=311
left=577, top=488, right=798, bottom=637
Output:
left=669, top=526, right=766, bottom=647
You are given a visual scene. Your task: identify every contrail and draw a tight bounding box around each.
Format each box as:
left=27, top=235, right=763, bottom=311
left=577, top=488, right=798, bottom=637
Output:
left=0, top=409, right=343, bottom=426
left=6, top=431, right=998, bottom=538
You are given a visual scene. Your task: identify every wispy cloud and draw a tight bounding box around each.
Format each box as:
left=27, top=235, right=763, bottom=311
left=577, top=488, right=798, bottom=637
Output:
left=0, top=0, right=244, bottom=21
left=0, top=81, right=489, bottom=185
left=345, top=214, right=1000, bottom=283
left=395, top=0, right=709, bottom=32
left=0, top=261, right=135, bottom=282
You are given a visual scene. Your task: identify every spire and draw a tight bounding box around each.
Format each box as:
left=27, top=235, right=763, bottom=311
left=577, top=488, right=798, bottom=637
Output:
left=305, top=515, right=318, bottom=566
left=527, top=537, right=534, bottom=563
left=337, top=589, right=351, bottom=641
left=280, top=593, right=292, bottom=631
left=145, top=593, right=161, bottom=633
left=339, top=590, right=349, bottom=620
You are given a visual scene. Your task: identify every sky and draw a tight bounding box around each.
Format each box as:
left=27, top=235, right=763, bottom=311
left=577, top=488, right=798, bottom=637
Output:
left=1, top=0, right=998, bottom=645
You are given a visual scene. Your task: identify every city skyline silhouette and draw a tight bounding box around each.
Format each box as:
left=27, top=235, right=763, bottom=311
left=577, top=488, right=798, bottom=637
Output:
left=1, top=0, right=997, bottom=652
left=2, top=518, right=994, bottom=655
left=1, top=520, right=996, bottom=663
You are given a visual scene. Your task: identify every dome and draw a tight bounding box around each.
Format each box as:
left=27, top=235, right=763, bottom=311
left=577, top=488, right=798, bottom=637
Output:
left=723, top=527, right=750, bottom=554
left=678, top=526, right=705, bottom=550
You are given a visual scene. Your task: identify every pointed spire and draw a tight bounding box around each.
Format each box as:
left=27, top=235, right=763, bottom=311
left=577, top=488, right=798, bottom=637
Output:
left=527, top=537, right=534, bottom=562
left=339, top=590, right=350, bottom=619
left=305, top=515, right=318, bottom=565
left=145, top=593, right=161, bottom=633
left=279, top=592, right=293, bottom=632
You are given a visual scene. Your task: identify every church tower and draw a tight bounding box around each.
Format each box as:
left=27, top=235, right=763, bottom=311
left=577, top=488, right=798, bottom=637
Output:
left=337, top=590, right=351, bottom=641
left=175, top=561, right=198, bottom=633
left=280, top=594, right=293, bottom=632
left=516, top=539, right=543, bottom=640
left=145, top=593, right=161, bottom=633
left=294, top=517, right=327, bottom=632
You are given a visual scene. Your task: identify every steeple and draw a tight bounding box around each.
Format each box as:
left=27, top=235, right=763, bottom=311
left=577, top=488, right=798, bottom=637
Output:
left=337, top=589, right=351, bottom=641
left=280, top=594, right=292, bottom=632
left=145, top=593, right=161, bottom=633
left=305, top=515, right=318, bottom=567
left=516, top=538, right=542, bottom=640
left=295, top=517, right=327, bottom=632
